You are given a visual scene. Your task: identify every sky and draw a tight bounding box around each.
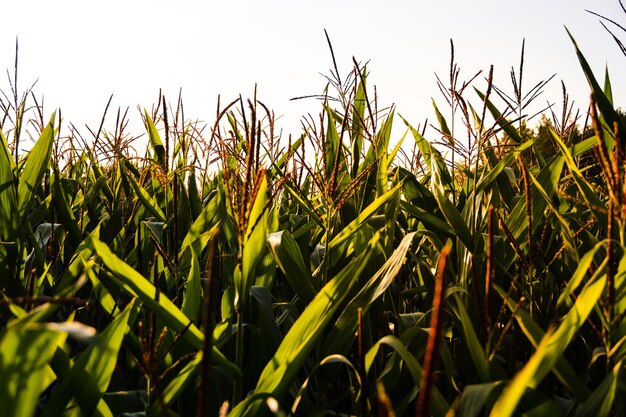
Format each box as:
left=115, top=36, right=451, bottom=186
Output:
left=1, top=0, right=625, bottom=147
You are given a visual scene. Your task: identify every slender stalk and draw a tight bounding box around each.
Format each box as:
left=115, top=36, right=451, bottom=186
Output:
left=415, top=245, right=450, bottom=417
left=484, top=205, right=494, bottom=350
left=472, top=65, right=493, bottom=235
left=233, top=292, right=244, bottom=405
left=163, top=95, right=170, bottom=175
left=518, top=157, right=534, bottom=317
left=449, top=40, right=456, bottom=204
left=198, top=230, right=218, bottom=417
left=607, top=197, right=615, bottom=330
left=357, top=307, right=368, bottom=415
left=13, top=38, right=20, bottom=165
left=591, top=95, right=616, bottom=189
left=377, top=383, right=396, bottom=417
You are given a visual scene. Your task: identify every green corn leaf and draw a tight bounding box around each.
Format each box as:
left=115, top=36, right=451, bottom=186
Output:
left=387, top=128, right=407, bottom=170
left=557, top=241, right=605, bottom=307
left=51, top=170, right=82, bottom=249
left=41, top=300, right=135, bottom=417
left=182, top=242, right=202, bottom=323
left=570, top=135, right=597, bottom=157
left=323, top=232, right=416, bottom=355
left=238, top=173, right=269, bottom=308
left=460, top=381, right=564, bottom=416
left=551, top=128, right=606, bottom=224
left=490, top=328, right=555, bottom=417
left=575, top=360, right=621, bottom=417
left=525, top=165, right=578, bottom=260
left=0, top=130, right=15, bottom=173
left=432, top=99, right=452, bottom=143
left=120, top=159, right=167, bottom=223
left=456, top=381, right=504, bottom=417
left=0, top=129, right=17, bottom=239
left=144, top=110, right=166, bottom=168
left=480, top=145, right=516, bottom=204
left=229, top=233, right=379, bottom=417
left=614, top=251, right=626, bottom=338
left=254, top=246, right=276, bottom=288
left=87, top=265, right=118, bottom=316
left=324, top=104, right=343, bottom=180
left=0, top=323, right=67, bottom=417
left=603, top=65, right=613, bottom=105
left=474, top=89, right=523, bottom=144
left=282, top=182, right=324, bottom=229
left=17, top=112, right=56, bottom=217
left=267, top=230, right=317, bottom=304
left=374, top=109, right=394, bottom=197
left=567, top=28, right=625, bottom=136
left=494, top=284, right=590, bottom=401
left=431, top=153, right=475, bottom=252
left=365, top=335, right=449, bottom=417
left=475, top=138, right=535, bottom=194
left=217, top=178, right=239, bottom=251
left=179, top=190, right=219, bottom=255
left=86, top=233, right=241, bottom=379
left=505, top=154, right=564, bottom=251
left=457, top=381, right=505, bottom=417
left=149, top=353, right=202, bottom=415
left=400, top=201, right=454, bottom=236
left=351, top=68, right=367, bottom=177
left=250, top=285, right=282, bottom=355
left=187, top=166, right=203, bottom=219
left=452, top=294, right=503, bottom=382
left=402, top=115, right=433, bottom=170
left=491, top=267, right=606, bottom=417
left=328, top=181, right=402, bottom=253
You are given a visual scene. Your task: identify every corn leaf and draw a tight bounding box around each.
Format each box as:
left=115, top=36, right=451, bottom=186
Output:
left=182, top=243, right=202, bottom=323
left=144, top=110, right=166, bottom=168
left=567, top=28, right=625, bottom=135
left=86, top=233, right=241, bottom=378
left=431, top=153, right=475, bottom=252
left=432, top=100, right=452, bottom=143
left=179, top=191, right=220, bottom=255
left=323, top=232, right=416, bottom=355
left=365, top=335, right=449, bottom=417
left=575, top=360, right=620, bottom=417
left=491, top=268, right=606, bottom=417
left=475, top=89, right=523, bottom=143
left=120, top=159, right=167, bottom=223
left=351, top=69, right=367, bottom=177
left=452, top=294, right=503, bottom=382
left=41, top=300, right=135, bottom=417
left=239, top=173, right=269, bottom=308
left=493, top=284, right=590, bottom=401
left=328, top=181, right=402, bottom=253
left=0, top=129, right=17, bottom=239
left=267, top=230, right=317, bottom=304
left=0, top=324, right=66, bottom=417
left=229, top=233, right=378, bottom=416
left=457, top=381, right=505, bottom=417
left=17, top=113, right=56, bottom=217
left=551, top=128, right=606, bottom=224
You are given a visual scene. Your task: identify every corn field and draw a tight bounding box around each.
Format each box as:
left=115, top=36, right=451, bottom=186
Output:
left=0, top=22, right=626, bottom=417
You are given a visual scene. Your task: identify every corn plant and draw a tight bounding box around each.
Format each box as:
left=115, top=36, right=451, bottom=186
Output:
left=1, top=11, right=626, bottom=417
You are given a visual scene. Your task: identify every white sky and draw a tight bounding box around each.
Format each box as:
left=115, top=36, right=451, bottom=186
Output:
left=1, top=0, right=626, bottom=145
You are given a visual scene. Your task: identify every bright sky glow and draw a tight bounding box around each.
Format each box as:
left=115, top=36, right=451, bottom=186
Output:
left=1, top=0, right=625, bottom=144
